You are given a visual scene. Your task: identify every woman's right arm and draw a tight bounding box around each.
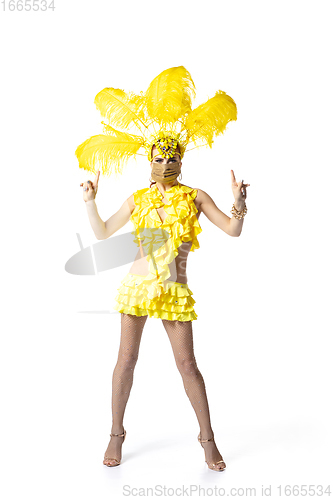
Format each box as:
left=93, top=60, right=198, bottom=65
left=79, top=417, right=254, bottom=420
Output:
left=85, top=195, right=135, bottom=240
left=81, top=171, right=135, bottom=240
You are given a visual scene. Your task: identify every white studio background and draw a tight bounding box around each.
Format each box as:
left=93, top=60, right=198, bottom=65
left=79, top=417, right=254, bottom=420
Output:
left=1, top=1, right=332, bottom=499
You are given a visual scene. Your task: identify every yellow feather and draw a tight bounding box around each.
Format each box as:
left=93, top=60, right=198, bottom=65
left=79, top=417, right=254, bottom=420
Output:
left=185, top=90, right=237, bottom=147
left=144, top=66, right=196, bottom=126
left=76, top=68, right=238, bottom=176
left=94, top=88, right=147, bottom=135
left=75, top=127, right=144, bottom=177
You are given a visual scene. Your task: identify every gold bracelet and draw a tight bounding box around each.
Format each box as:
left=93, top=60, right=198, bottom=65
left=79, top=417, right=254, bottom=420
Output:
left=231, top=202, right=247, bottom=220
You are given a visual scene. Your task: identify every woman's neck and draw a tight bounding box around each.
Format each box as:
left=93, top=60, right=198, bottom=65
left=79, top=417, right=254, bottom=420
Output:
left=155, top=180, right=179, bottom=194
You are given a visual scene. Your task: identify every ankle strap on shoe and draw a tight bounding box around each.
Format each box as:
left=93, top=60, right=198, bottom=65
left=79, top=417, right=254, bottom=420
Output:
left=199, top=434, right=214, bottom=442
left=110, top=430, right=126, bottom=437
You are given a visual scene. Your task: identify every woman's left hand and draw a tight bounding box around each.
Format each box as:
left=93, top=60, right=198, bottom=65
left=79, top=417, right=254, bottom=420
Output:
left=231, top=170, right=250, bottom=203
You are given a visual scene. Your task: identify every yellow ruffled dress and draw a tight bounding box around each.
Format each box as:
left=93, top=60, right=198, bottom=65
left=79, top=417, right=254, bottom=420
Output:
left=113, top=182, right=202, bottom=321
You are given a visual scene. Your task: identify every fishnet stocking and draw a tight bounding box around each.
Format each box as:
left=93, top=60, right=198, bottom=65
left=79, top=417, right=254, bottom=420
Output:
left=161, top=319, right=213, bottom=437
left=111, top=313, right=147, bottom=431
left=107, top=313, right=224, bottom=469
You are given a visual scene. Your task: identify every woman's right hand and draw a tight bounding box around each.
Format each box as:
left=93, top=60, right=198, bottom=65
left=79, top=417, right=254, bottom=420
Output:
left=80, top=171, right=100, bottom=202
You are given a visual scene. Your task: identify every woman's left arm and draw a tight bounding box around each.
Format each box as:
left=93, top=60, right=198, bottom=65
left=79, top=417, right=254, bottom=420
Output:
left=196, top=170, right=250, bottom=237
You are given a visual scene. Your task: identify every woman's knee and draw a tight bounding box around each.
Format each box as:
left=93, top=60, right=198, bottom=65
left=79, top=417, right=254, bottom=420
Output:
left=116, top=352, right=139, bottom=373
left=177, top=357, right=199, bottom=376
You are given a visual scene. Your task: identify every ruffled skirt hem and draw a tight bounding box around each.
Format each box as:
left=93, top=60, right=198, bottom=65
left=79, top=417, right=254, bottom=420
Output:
left=113, top=273, right=198, bottom=322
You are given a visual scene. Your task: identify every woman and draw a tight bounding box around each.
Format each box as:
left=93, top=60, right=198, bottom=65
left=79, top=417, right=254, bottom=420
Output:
left=80, top=140, right=249, bottom=471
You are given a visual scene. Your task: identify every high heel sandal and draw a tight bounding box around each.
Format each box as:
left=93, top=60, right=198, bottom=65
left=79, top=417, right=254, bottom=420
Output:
left=198, top=432, right=226, bottom=471
left=103, top=429, right=126, bottom=467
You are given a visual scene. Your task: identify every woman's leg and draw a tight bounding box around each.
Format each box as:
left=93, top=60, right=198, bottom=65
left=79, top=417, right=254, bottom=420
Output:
left=104, top=312, right=147, bottom=465
left=161, top=319, right=225, bottom=470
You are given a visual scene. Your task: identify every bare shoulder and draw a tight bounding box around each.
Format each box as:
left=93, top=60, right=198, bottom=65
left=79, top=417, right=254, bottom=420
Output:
left=193, top=188, right=214, bottom=207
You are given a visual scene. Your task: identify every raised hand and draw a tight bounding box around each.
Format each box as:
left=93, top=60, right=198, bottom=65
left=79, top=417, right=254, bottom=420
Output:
left=230, top=170, right=250, bottom=204
left=80, top=170, right=100, bottom=202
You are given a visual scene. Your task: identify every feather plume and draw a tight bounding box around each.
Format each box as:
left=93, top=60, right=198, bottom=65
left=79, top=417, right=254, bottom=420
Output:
left=94, top=88, right=147, bottom=135
left=75, top=126, right=144, bottom=177
left=185, top=90, right=237, bottom=148
left=76, top=68, right=238, bottom=176
left=144, top=66, right=196, bottom=126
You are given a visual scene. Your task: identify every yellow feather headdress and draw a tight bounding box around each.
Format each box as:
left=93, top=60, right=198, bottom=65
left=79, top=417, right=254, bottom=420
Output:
left=75, top=66, right=237, bottom=177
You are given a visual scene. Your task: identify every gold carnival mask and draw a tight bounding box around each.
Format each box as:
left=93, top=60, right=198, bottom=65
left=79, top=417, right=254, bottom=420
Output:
left=150, top=161, right=181, bottom=184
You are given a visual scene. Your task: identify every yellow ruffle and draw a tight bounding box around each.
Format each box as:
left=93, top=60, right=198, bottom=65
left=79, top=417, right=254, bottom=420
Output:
left=129, top=183, right=202, bottom=289
left=113, top=273, right=198, bottom=321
